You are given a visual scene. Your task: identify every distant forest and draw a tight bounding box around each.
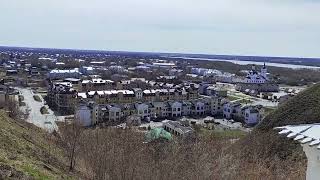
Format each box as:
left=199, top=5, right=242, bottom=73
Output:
left=1, top=46, right=320, bottom=67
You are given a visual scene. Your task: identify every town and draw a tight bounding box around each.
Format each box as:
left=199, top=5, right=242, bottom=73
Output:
left=0, top=48, right=305, bottom=137
left=2, top=0, right=320, bottom=178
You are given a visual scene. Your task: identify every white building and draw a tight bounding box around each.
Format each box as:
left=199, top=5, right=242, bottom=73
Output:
left=151, top=62, right=176, bottom=68
left=182, top=102, right=192, bottom=116
left=152, top=101, right=165, bottom=118
left=106, top=105, right=122, bottom=122
left=191, top=101, right=205, bottom=116
left=276, top=124, right=320, bottom=180
left=243, top=107, right=261, bottom=125
left=47, top=68, right=80, bottom=79
left=80, top=66, right=94, bottom=75
left=75, top=104, right=92, bottom=127
left=245, top=63, right=268, bottom=84
left=135, top=103, right=150, bottom=119
left=169, top=101, right=182, bottom=117
left=223, top=102, right=242, bottom=119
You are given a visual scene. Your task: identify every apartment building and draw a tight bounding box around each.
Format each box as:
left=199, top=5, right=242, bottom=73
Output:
left=47, top=82, right=77, bottom=115
left=77, top=96, right=224, bottom=126
left=80, top=79, right=115, bottom=91
left=77, top=88, right=198, bottom=105
left=223, top=102, right=264, bottom=125
left=223, top=102, right=242, bottom=120
left=47, top=68, right=80, bottom=79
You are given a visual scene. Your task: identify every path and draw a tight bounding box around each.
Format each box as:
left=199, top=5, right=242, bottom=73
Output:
left=17, top=87, right=58, bottom=132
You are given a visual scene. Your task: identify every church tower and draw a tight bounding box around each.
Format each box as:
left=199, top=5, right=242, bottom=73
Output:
left=261, top=62, right=268, bottom=80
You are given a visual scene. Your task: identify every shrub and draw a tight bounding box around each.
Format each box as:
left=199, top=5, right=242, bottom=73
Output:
left=40, top=106, right=49, bottom=114
left=33, top=95, right=42, bottom=102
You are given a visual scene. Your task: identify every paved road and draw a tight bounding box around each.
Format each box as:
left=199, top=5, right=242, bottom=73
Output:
left=17, top=87, right=58, bottom=132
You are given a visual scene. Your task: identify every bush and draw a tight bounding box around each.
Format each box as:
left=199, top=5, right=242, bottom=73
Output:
left=33, top=95, right=42, bottom=102
left=18, top=95, right=24, bottom=102
left=40, top=106, right=49, bottom=114
left=19, top=101, right=26, bottom=106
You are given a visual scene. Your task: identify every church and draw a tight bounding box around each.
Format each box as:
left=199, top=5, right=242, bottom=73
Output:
left=245, top=63, right=268, bottom=84
left=236, top=63, right=279, bottom=94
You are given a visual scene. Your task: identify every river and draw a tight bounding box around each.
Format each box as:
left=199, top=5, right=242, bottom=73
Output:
left=170, top=56, right=320, bottom=70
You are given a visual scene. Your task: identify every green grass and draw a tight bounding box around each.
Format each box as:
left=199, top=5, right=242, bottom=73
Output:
left=33, top=95, right=42, bottom=102
left=227, top=96, right=242, bottom=101
left=40, top=106, right=49, bottom=114
left=236, top=99, right=253, bottom=104
left=263, top=107, right=276, bottom=116
left=22, top=165, right=53, bottom=180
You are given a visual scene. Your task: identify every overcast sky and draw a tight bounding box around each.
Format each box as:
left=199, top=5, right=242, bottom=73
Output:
left=1, top=0, right=319, bottom=57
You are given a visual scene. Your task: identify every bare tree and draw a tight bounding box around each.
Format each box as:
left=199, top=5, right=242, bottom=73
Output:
left=61, top=117, right=84, bottom=171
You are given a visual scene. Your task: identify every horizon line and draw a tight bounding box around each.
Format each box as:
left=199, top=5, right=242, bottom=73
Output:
left=0, top=44, right=320, bottom=60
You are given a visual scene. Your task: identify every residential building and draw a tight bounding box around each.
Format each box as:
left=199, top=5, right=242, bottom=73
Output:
left=135, top=102, right=151, bottom=120
left=223, top=102, right=242, bottom=120
left=75, top=104, right=93, bottom=127
left=47, top=82, right=77, bottom=115
left=47, top=68, right=80, bottom=79
left=182, top=101, right=192, bottom=116
left=163, top=120, right=193, bottom=136
left=191, top=101, right=205, bottom=116
left=169, top=101, right=182, bottom=117
left=243, top=106, right=263, bottom=126
left=80, top=79, right=115, bottom=91
left=79, top=66, right=94, bottom=75
left=223, top=102, right=263, bottom=125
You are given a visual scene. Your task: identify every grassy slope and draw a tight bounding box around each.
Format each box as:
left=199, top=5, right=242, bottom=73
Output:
left=228, top=84, right=320, bottom=179
left=0, top=111, right=74, bottom=180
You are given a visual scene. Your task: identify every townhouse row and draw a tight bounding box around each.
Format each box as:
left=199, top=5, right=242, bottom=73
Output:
left=223, top=102, right=264, bottom=126
left=76, top=96, right=224, bottom=127
left=47, top=81, right=199, bottom=115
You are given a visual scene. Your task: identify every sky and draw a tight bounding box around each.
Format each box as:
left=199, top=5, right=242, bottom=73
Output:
left=1, top=0, right=320, bottom=57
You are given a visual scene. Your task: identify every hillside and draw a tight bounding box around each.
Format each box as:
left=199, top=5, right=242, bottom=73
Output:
left=227, top=84, right=320, bottom=179
left=0, top=111, right=75, bottom=179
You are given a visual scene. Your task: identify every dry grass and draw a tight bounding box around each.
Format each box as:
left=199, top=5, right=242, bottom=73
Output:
left=0, top=111, right=76, bottom=179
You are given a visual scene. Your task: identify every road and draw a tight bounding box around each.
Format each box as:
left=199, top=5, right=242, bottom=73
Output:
left=17, top=87, right=58, bottom=132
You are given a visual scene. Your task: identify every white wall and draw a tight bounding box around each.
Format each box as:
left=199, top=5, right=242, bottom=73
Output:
left=244, top=109, right=259, bottom=125
left=76, top=106, right=92, bottom=127
left=171, top=102, right=182, bottom=117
